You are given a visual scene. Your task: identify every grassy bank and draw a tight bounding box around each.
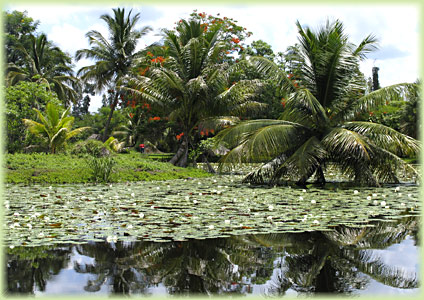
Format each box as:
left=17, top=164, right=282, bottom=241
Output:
left=4, top=152, right=211, bottom=184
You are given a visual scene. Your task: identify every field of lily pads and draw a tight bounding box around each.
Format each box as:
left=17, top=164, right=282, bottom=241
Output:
left=4, top=171, right=420, bottom=248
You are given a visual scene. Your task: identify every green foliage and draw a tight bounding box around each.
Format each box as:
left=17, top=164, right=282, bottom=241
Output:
left=70, top=139, right=109, bottom=157
left=76, top=7, right=151, bottom=141
left=4, top=152, right=211, bottom=184
left=22, top=102, right=90, bottom=154
left=216, top=19, right=420, bottom=187
left=104, top=136, right=126, bottom=153
left=128, top=17, right=263, bottom=166
left=4, top=10, right=39, bottom=66
left=5, top=81, right=62, bottom=153
left=6, top=32, right=79, bottom=106
left=87, top=156, right=116, bottom=183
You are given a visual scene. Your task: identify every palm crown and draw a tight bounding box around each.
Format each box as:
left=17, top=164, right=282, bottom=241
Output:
left=216, top=19, right=419, bottom=186
left=128, top=19, right=263, bottom=166
left=76, top=8, right=151, bottom=141
left=22, top=102, right=90, bottom=154
left=6, top=33, right=79, bottom=107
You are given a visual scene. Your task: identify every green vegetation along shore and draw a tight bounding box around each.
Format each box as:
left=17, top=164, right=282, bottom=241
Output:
left=4, top=152, right=211, bottom=184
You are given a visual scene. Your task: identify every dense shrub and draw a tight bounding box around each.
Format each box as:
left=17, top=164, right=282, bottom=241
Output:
left=70, top=140, right=110, bottom=157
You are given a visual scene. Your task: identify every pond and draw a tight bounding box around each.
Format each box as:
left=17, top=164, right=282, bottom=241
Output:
left=4, top=173, right=421, bottom=296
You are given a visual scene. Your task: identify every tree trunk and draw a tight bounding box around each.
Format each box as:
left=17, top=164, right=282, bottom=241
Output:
left=169, top=136, right=189, bottom=167
left=354, top=164, right=379, bottom=187
left=314, top=166, right=326, bottom=186
left=102, top=93, right=119, bottom=142
left=296, top=166, right=318, bottom=188
left=202, top=154, right=216, bottom=174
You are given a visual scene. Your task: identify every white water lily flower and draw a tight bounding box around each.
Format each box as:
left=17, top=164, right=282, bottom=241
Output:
left=380, top=201, right=387, bottom=206
left=247, top=208, right=251, bottom=213
left=267, top=216, right=273, bottom=220
left=302, top=189, right=307, bottom=192
left=208, top=225, right=214, bottom=229
left=373, top=200, right=378, bottom=205
left=156, top=187, right=160, bottom=190
left=131, top=193, right=135, bottom=197
left=354, top=190, right=359, bottom=195
left=127, top=224, right=133, bottom=229
left=27, top=224, right=32, bottom=229
left=233, top=198, right=237, bottom=202
left=9, top=245, right=14, bottom=249
left=198, top=193, right=202, bottom=196
left=109, top=184, right=113, bottom=188
left=366, top=196, right=372, bottom=201
left=221, top=206, right=226, bottom=210
left=372, top=193, right=377, bottom=197
left=44, top=217, right=50, bottom=222
left=167, top=185, right=171, bottom=188
left=408, top=194, right=413, bottom=198
left=106, top=235, right=117, bottom=243
left=398, top=193, right=402, bottom=197
left=385, top=206, right=390, bottom=209
left=225, top=220, right=231, bottom=224
left=150, top=205, right=155, bottom=209
left=49, top=186, right=52, bottom=190
left=268, top=205, right=274, bottom=210
left=38, top=232, right=44, bottom=238
left=193, top=200, right=198, bottom=204
left=139, top=213, right=145, bottom=218
left=299, top=196, right=304, bottom=201
left=185, top=196, right=190, bottom=200
left=198, top=182, right=201, bottom=185
left=401, top=203, right=406, bottom=206
left=311, top=200, right=316, bottom=204
left=313, top=220, right=320, bottom=224
left=13, top=212, right=20, bottom=216
left=213, top=179, right=217, bottom=183
left=395, top=186, right=400, bottom=192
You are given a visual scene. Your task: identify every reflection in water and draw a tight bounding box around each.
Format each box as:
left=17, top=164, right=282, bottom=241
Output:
left=6, top=216, right=419, bottom=296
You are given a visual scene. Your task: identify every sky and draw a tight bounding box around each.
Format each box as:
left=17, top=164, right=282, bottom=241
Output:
left=5, top=2, right=420, bottom=112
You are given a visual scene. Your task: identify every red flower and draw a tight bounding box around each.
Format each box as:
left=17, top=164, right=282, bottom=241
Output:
left=288, top=73, right=294, bottom=79
left=147, top=51, right=154, bottom=57
left=200, top=131, right=205, bottom=136
left=210, top=129, right=215, bottom=134
left=231, top=37, right=240, bottom=44
left=129, top=113, right=133, bottom=118
left=153, top=116, right=161, bottom=121
left=176, top=132, right=184, bottom=140
left=369, top=111, right=374, bottom=116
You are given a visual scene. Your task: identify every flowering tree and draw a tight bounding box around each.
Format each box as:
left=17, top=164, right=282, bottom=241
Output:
left=127, top=14, right=263, bottom=166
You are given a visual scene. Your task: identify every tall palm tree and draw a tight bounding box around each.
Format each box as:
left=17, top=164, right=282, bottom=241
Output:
left=127, top=19, right=263, bottom=167
left=5, top=33, right=79, bottom=107
left=216, top=19, right=420, bottom=187
left=76, top=8, right=151, bottom=141
left=22, top=102, right=90, bottom=154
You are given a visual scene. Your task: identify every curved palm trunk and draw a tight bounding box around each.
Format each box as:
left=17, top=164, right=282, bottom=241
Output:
left=353, top=164, right=379, bottom=187
left=102, top=93, right=119, bottom=142
left=169, top=135, right=189, bottom=167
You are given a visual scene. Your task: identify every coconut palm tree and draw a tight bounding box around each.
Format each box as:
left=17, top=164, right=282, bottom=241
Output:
left=5, top=33, right=79, bottom=107
left=127, top=19, right=263, bottom=167
left=215, top=19, right=420, bottom=187
left=75, top=8, right=151, bottom=141
left=22, top=102, right=90, bottom=154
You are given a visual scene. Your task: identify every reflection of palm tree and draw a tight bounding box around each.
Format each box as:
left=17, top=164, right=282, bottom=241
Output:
left=6, top=246, right=72, bottom=294
left=74, top=241, right=150, bottom=294
left=256, top=216, right=419, bottom=296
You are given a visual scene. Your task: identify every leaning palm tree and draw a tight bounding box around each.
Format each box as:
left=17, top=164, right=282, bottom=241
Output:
left=76, top=8, right=151, bottom=141
left=127, top=19, right=263, bottom=167
left=216, top=19, right=420, bottom=186
left=22, top=102, right=90, bottom=154
left=5, top=33, right=79, bottom=107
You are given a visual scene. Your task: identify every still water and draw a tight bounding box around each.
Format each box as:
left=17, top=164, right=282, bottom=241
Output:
left=6, top=216, right=419, bottom=297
